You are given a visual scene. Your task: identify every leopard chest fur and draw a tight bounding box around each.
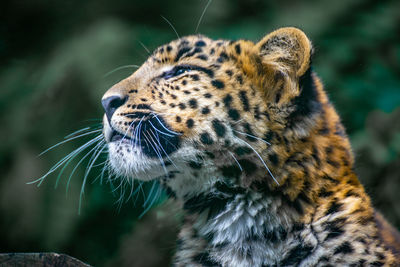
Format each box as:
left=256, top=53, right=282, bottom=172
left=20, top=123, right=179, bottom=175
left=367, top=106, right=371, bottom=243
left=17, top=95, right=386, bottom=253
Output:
left=173, top=185, right=397, bottom=266
left=175, top=190, right=302, bottom=266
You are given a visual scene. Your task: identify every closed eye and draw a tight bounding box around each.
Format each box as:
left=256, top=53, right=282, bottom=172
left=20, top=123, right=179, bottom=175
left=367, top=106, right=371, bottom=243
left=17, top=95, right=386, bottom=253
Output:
left=162, top=65, right=193, bottom=79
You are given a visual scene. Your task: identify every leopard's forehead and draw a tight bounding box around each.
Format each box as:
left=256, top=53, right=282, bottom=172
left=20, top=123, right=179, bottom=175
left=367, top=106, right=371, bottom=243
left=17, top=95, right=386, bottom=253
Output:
left=149, top=35, right=226, bottom=63
left=141, top=35, right=255, bottom=70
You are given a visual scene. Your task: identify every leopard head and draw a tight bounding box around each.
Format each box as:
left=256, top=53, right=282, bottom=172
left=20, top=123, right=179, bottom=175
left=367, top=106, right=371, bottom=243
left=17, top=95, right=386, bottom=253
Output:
left=102, top=27, right=317, bottom=198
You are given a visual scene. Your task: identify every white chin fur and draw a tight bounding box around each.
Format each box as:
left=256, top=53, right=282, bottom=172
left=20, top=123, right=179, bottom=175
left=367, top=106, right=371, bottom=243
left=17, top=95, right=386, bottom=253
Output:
left=107, top=141, right=165, bottom=181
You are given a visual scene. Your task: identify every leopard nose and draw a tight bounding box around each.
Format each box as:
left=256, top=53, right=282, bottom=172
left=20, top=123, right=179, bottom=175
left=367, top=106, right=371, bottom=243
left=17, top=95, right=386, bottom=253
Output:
left=101, top=95, right=128, bottom=123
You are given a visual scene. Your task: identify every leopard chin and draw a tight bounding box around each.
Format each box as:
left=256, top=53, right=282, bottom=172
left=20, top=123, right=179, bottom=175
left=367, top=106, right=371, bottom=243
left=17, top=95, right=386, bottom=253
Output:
left=103, top=115, right=174, bottom=181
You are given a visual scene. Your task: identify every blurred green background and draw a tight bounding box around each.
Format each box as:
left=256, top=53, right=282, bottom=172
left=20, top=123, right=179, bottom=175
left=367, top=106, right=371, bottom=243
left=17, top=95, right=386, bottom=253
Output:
left=1, top=0, right=399, bottom=266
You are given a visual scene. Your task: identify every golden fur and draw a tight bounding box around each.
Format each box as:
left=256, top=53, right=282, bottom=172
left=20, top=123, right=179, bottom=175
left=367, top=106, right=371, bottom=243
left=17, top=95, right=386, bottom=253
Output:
left=101, top=27, right=400, bottom=266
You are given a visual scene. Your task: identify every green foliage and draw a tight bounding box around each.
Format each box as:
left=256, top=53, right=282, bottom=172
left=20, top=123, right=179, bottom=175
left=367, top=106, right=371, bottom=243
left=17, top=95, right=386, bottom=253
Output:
left=0, top=0, right=399, bottom=266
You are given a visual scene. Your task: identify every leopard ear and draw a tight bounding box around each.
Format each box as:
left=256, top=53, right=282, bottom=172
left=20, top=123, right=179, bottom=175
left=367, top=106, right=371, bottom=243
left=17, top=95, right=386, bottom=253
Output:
left=255, top=27, right=312, bottom=77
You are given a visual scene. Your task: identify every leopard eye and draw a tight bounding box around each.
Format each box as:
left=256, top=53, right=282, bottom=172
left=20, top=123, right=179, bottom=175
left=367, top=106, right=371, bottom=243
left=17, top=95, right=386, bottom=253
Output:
left=162, top=65, right=192, bottom=79
left=175, top=68, right=189, bottom=76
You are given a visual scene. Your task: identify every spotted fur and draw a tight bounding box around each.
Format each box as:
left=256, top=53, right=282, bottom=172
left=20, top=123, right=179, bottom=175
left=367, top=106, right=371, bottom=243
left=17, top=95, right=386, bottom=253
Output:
left=101, top=27, right=400, bottom=266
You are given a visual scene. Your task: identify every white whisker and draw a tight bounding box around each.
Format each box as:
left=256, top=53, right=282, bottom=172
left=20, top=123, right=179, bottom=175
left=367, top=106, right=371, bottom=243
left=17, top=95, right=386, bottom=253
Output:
left=140, top=182, right=162, bottom=218
left=161, top=15, right=180, bottom=39
left=234, top=129, right=271, bottom=145
left=228, top=151, right=243, bottom=171
left=148, top=120, right=176, bottom=137
left=38, top=129, right=102, bottom=157
left=104, top=64, right=140, bottom=77
left=152, top=114, right=183, bottom=135
left=138, top=41, right=151, bottom=55
left=118, top=120, right=136, bottom=147
left=64, top=127, right=92, bottom=139
left=235, top=135, right=279, bottom=185
left=28, top=135, right=103, bottom=186
left=195, top=0, right=212, bottom=33
left=79, top=143, right=107, bottom=214
left=149, top=129, right=178, bottom=169
left=99, top=160, right=110, bottom=185
left=143, top=133, right=169, bottom=177
left=65, top=137, right=104, bottom=197
left=127, top=180, right=143, bottom=203
left=135, top=116, right=146, bottom=147
left=143, top=180, right=157, bottom=208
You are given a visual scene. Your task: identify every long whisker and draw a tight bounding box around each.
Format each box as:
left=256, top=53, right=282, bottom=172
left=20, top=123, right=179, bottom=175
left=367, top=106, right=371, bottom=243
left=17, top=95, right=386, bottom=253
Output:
left=79, top=143, right=107, bottom=214
left=121, top=179, right=134, bottom=204
left=65, top=137, right=104, bottom=197
left=140, top=182, right=162, bottom=218
left=135, top=116, right=146, bottom=147
left=107, top=172, right=118, bottom=195
left=148, top=120, right=176, bottom=137
left=143, top=133, right=169, bottom=177
left=99, top=159, right=110, bottom=185
left=144, top=116, right=179, bottom=154
left=138, top=41, right=151, bottom=55
left=111, top=176, right=126, bottom=193
left=115, top=179, right=127, bottom=211
left=235, top=135, right=279, bottom=185
left=149, top=129, right=178, bottom=169
left=133, top=180, right=145, bottom=203
left=228, top=151, right=243, bottom=171
left=143, top=180, right=157, bottom=208
left=86, top=139, right=106, bottom=172
left=38, top=129, right=102, bottom=157
left=119, top=121, right=134, bottom=146
left=128, top=173, right=144, bottom=202
left=91, top=160, right=107, bottom=168
left=161, top=15, right=180, bottom=39
left=64, top=127, right=92, bottom=139
left=55, top=149, right=87, bottom=189
left=144, top=136, right=169, bottom=186
left=231, top=118, right=245, bottom=125
left=85, top=140, right=107, bottom=179
left=233, top=129, right=271, bottom=145
left=28, top=135, right=103, bottom=186
left=195, top=0, right=212, bottom=33
left=104, top=64, right=140, bottom=77
left=126, top=180, right=143, bottom=203
left=89, top=160, right=108, bottom=185
left=151, top=114, right=183, bottom=135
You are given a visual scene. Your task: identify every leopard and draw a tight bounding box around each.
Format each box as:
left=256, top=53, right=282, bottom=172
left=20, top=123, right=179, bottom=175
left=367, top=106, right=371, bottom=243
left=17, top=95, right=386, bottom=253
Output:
left=101, top=27, right=400, bottom=266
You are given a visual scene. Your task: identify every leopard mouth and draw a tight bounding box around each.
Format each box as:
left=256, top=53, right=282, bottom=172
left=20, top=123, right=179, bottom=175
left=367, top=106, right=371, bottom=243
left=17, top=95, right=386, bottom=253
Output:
left=105, top=114, right=181, bottom=159
left=109, top=130, right=133, bottom=143
left=108, top=129, right=147, bottom=149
